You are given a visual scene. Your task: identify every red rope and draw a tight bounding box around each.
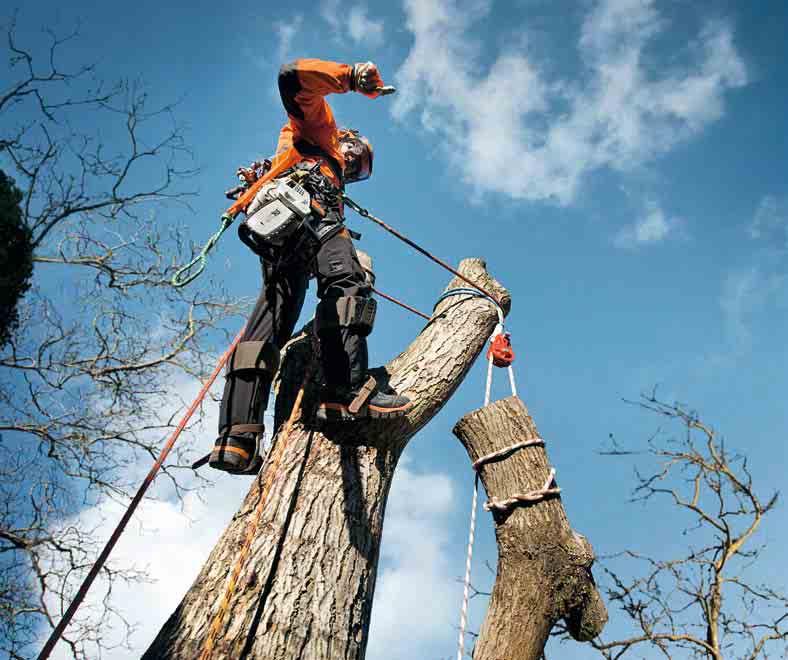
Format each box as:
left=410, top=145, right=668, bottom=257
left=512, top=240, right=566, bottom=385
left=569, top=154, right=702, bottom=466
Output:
left=36, top=326, right=247, bottom=660
left=372, top=286, right=431, bottom=321
left=343, top=196, right=505, bottom=307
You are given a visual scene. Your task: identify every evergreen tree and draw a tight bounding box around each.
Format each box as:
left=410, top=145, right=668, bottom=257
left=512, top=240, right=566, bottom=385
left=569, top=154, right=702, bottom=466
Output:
left=0, top=169, right=33, bottom=349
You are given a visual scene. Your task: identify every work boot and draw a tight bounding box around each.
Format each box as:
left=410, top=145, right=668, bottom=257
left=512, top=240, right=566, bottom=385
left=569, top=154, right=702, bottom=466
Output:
left=208, top=430, right=265, bottom=475
left=316, top=376, right=413, bottom=423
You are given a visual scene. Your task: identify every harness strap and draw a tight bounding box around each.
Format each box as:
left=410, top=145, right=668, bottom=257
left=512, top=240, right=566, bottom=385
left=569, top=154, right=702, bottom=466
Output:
left=348, top=376, right=377, bottom=414
left=293, top=139, right=343, bottom=184
left=225, top=423, right=265, bottom=435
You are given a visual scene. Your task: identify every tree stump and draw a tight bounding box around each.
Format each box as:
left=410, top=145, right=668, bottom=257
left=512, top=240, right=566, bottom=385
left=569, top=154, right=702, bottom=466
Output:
left=453, top=396, right=607, bottom=660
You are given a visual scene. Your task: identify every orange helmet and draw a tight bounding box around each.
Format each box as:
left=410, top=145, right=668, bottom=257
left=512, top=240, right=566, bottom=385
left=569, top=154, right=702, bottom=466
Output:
left=339, top=129, right=373, bottom=183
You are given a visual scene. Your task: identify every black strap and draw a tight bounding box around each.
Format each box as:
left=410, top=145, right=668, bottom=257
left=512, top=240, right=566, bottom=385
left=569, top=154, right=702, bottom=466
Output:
left=294, top=139, right=343, bottom=184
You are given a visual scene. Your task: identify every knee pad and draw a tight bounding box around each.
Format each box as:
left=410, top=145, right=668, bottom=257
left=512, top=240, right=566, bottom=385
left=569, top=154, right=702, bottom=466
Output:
left=314, top=296, right=377, bottom=337
left=225, top=341, right=280, bottom=379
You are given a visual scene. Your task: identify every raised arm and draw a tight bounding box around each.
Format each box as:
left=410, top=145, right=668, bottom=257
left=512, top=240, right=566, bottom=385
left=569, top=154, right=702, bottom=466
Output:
left=278, top=59, right=384, bottom=139
left=278, top=59, right=352, bottom=130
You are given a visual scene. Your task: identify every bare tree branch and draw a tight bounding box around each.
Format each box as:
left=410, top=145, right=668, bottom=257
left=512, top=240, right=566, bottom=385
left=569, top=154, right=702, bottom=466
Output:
left=1, top=16, right=244, bottom=658
left=584, top=395, right=787, bottom=660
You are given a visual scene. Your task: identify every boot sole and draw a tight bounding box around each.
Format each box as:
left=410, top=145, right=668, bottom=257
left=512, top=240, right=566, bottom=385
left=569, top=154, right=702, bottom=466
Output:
left=208, top=442, right=262, bottom=475
left=315, top=400, right=414, bottom=423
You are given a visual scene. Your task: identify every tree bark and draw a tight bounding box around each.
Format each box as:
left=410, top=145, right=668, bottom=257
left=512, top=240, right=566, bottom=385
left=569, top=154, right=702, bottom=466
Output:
left=453, top=396, right=608, bottom=660
left=143, top=258, right=510, bottom=660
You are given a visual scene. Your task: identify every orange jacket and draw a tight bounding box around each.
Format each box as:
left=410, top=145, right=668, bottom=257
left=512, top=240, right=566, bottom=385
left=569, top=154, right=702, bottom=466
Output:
left=227, top=59, right=380, bottom=218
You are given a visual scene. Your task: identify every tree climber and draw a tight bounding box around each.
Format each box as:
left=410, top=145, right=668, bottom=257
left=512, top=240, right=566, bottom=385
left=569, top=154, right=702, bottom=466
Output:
left=209, top=59, right=413, bottom=475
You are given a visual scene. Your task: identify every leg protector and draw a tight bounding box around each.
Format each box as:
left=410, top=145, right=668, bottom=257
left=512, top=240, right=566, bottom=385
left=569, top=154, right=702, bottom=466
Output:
left=212, top=341, right=280, bottom=474
left=220, top=340, right=280, bottom=432
left=314, top=296, right=377, bottom=337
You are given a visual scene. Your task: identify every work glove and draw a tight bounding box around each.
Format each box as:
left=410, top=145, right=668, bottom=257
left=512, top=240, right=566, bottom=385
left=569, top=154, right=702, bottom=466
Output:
left=236, top=159, right=271, bottom=185
left=352, top=62, right=395, bottom=98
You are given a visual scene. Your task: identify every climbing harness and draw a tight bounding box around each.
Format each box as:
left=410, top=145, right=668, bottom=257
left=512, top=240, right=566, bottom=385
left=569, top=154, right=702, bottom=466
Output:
left=199, top=367, right=313, bottom=660
left=36, top=325, right=248, bottom=660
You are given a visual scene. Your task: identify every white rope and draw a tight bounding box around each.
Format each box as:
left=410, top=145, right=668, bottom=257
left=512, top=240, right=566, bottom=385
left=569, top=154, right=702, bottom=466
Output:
left=507, top=364, right=517, bottom=397
left=484, top=468, right=561, bottom=513
left=483, top=354, right=494, bottom=409
left=472, top=438, right=544, bottom=471
left=455, top=320, right=520, bottom=660
left=456, top=475, right=478, bottom=660
left=456, top=350, right=495, bottom=660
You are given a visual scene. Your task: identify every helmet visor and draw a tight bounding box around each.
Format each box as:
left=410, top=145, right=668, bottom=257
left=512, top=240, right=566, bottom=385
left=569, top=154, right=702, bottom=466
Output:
left=341, top=136, right=372, bottom=183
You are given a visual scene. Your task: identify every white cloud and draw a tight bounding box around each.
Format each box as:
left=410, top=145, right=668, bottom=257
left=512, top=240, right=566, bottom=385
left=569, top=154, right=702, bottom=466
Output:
left=45, top=479, right=249, bottom=659
left=614, top=199, right=680, bottom=248
left=321, top=2, right=385, bottom=47
left=720, top=267, right=761, bottom=351
left=39, top=371, right=253, bottom=658
left=320, top=0, right=342, bottom=32
left=275, top=14, right=304, bottom=63
left=749, top=195, right=788, bottom=246
left=348, top=6, right=385, bottom=46
left=367, top=458, right=461, bottom=660
left=393, top=0, right=748, bottom=203
left=718, top=196, right=788, bottom=354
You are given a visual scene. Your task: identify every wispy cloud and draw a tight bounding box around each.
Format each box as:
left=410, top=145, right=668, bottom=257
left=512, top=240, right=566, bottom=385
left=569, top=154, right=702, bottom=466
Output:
left=367, top=458, right=459, bottom=659
left=40, top=370, right=252, bottom=659
left=393, top=0, right=748, bottom=203
left=749, top=195, right=788, bottom=246
left=719, top=195, right=788, bottom=352
left=720, top=266, right=762, bottom=352
left=614, top=199, right=681, bottom=248
left=321, top=1, right=385, bottom=47
left=348, top=6, right=385, bottom=46
left=275, top=14, right=304, bottom=63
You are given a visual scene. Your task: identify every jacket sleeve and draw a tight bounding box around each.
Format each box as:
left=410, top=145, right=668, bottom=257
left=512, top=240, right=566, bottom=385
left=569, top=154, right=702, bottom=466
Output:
left=275, top=122, right=294, bottom=154
left=278, top=59, right=353, bottom=130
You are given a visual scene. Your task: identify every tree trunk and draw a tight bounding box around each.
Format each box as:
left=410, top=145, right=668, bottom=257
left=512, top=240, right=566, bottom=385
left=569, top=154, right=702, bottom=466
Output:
left=453, top=396, right=608, bottom=660
left=143, top=258, right=510, bottom=660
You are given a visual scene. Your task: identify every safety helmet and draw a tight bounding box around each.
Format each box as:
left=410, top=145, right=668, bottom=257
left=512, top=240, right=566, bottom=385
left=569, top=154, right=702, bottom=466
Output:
left=339, top=129, right=373, bottom=183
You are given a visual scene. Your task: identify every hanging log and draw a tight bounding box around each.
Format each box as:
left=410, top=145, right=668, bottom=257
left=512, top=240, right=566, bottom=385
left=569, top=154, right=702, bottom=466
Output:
left=453, top=396, right=608, bottom=660
left=143, top=258, right=510, bottom=660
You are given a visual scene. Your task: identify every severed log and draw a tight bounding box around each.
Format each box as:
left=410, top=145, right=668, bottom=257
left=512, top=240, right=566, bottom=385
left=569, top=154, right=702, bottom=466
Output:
left=143, top=258, right=509, bottom=660
left=453, top=396, right=608, bottom=660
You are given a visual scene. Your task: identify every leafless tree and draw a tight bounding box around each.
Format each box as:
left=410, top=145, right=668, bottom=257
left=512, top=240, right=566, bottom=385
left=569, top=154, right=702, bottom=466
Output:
left=0, top=15, right=243, bottom=659
left=585, top=395, right=787, bottom=660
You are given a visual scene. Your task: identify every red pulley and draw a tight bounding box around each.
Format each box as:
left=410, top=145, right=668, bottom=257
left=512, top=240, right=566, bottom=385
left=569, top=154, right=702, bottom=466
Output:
left=487, top=332, right=515, bottom=368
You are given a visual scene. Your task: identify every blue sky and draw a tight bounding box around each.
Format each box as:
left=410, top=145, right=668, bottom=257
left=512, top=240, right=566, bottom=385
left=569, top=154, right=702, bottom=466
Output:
left=9, top=0, right=788, bottom=658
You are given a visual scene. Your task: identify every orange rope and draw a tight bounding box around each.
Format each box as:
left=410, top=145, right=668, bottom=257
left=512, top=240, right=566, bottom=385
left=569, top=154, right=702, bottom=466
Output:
left=37, top=326, right=247, bottom=660
left=199, top=367, right=312, bottom=660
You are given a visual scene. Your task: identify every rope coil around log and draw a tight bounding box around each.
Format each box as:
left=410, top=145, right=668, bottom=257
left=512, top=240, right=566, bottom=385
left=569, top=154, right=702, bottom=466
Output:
left=483, top=467, right=561, bottom=513
left=472, top=438, right=545, bottom=470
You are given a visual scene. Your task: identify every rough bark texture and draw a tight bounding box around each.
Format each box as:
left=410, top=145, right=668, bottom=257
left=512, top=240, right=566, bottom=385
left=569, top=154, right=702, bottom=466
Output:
left=453, top=396, right=608, bottom=660
left=143, top=258, right=510, bottom=660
